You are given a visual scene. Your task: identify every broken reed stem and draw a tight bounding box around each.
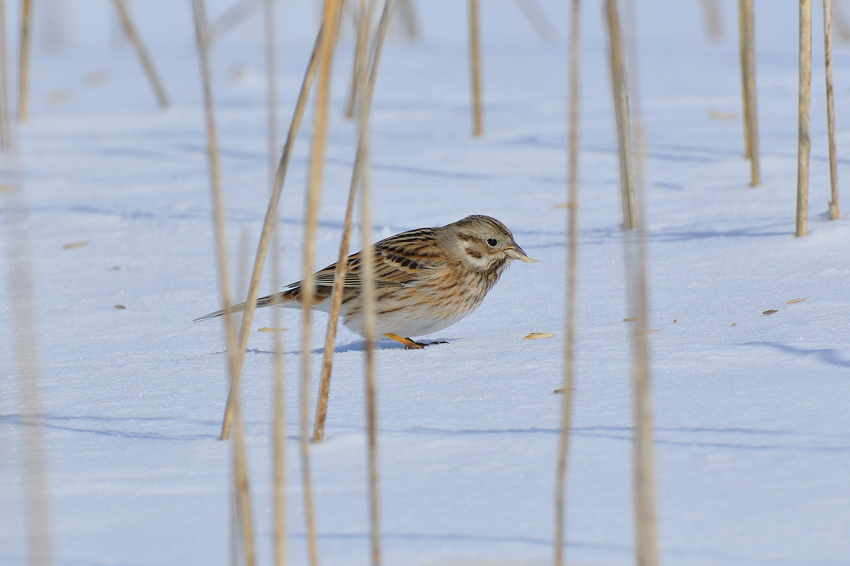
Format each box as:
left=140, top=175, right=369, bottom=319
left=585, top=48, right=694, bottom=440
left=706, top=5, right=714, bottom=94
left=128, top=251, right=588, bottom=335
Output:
left=554, top=1, right=580, bottom=565
left=313, top=0, right=391, bottom=444
left=513, top=0, right=557, bottom=45
left=190, top=1, right=255, bottom=564
left=111, top=0, right=169, bottom=108
left=219, top=24, right=324, bottom=442
left=823, top=0, right=840, bottom=220
left=0, top=0, right=11, bottom=148
left=263, top=0, right=287, bottom=564
left=468, top=0, right=483, bottom=136
left=397, top=0, right=419, bottom=41
left=797, top=0, right=812, bottom=237
left=700, top=0, right=723, bottom=41
left=742, top=0, right=759, bottom=186
left=605, top=0, right=636, bottom=230
left=4, top=186, right=53, bottom=566
left=17, top=0, right=32, bottom=120
left=832, top=0, right=850, bottom=42
left=300, top=3, right=343, bottom=565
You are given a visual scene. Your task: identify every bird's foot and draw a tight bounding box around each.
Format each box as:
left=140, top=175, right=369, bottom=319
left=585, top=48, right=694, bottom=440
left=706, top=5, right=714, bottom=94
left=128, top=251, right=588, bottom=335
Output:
left=383, top=334, right=447, bottom=350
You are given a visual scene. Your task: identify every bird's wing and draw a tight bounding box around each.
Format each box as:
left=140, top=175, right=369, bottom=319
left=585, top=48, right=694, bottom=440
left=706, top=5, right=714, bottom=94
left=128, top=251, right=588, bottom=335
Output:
left=300, top=227, right=446, bottom=289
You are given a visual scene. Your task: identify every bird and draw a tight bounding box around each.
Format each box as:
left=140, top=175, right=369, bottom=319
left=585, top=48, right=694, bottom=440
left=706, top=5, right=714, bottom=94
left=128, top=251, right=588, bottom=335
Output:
left=195, top=215, right=536, bottom=349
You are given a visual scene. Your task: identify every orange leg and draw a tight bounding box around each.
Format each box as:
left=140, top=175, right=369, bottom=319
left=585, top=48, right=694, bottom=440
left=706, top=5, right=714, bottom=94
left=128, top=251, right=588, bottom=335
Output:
left=383, top=333, right=425, bottom=349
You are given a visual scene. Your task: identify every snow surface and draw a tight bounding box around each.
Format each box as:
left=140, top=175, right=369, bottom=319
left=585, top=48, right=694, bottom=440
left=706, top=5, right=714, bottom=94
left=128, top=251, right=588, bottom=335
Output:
left=1, top=1, right=850, bottom=565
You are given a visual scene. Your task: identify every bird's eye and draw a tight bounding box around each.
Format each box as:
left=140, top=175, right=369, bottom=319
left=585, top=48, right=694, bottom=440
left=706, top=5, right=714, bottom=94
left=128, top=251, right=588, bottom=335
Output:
left=486, top=238, right=498, bottom=247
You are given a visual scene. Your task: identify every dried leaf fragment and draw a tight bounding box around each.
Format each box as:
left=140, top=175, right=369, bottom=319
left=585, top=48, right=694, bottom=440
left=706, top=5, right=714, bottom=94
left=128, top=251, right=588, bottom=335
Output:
left=525, top=332, right=554, bottom=340
left=0, top=184, right=16, bottom=192
left=258, top=327, right=287, bottom=333
left=552, top=202, right=574, bottom=209
left=623, top=317, right=641, bottom=322
left=553, top=388, right=576, bottom=394
left=762, top=309, right=778, bottom=315
left=672, top=319, right=678, bottom=323
left=786, top=298, right=806, bottom=304
left=63, top=241, right=88, bottom=250
left=114, top=304, right=126, bottom=310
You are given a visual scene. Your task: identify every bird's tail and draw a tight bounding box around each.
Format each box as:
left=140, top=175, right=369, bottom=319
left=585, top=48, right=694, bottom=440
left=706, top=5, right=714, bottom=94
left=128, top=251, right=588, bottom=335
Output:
left=193, top=291, right=292, bottom=323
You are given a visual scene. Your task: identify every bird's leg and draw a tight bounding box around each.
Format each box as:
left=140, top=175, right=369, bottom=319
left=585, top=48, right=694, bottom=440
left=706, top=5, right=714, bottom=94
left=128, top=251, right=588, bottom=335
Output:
left=383, top=333, right=425, bottom=349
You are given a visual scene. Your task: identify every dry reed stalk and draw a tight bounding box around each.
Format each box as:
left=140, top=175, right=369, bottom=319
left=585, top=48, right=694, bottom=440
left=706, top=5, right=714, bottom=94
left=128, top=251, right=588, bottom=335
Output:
left=823, top=0, right=840, bottom=220
left=300, top=3, right=343, bottom=564
left=208, top=0, right=263, bottom=46
left=191, top=1, right=255, bottom=564
left=111, top=0, right=169, bottom=108
left=797, top=0, right=812, bottom=237
left=513, top=0, right=557, bottom=45
left=219, top=25, right=325, bottom=442
left=468, top=0, right=483, bottom=136
left=17, top=0, right=32, bottom=120
left=355, top=2, right=388, bottom=561
left=700, top=0, right=723, bottom=41
left=4, top=185, right=53, bottom=566
left=344, top=0, right=376, bottom=119
left=742, top=0, right=759, bottom=186
left=554, top=1, right=581, bottom=564
left=263, top=0, right=287, bottom=564
left=312, top=0, right=391, bottom=444
left=0, top=0, right=11, bottom=148
left=737, top=0, right=751, bottom=159
left=605, top=0, right=636, bottom=230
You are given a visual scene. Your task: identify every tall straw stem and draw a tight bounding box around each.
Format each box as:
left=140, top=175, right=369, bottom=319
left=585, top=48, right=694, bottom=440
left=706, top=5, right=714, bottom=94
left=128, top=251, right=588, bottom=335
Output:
left=312, top=0, right=392, bottom=444
left=190, top=1, right=255, bottom=564
left=344, top=0, right=376, bottom=119
left=4, top=175, right=53, bottom=566
left=605, top=0, right=636, bottom=230
left=743, top=0, right=759, bottom=185
left=0, top=0, right=10, bottom=148
left=797, top=0, right=812, bottom=237
left=823, top=0, right=840, bottom=220
left=468, top=0, right=483, bottom=136
left=17, top=0, right=32, bottom=120
left=219, top=24, right=325, bottom=441
left=300, top=3, right=343, bottom=565
left=554, top=1, right=580, bottom=564
left=111, top=0, right=169, bottom=108
left=263, top=0, right=287, bottom=564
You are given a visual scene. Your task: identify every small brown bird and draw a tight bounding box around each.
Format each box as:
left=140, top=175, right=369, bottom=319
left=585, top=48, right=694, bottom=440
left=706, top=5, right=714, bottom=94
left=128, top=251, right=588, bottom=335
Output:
left=195, top=215, right=536, bottom=348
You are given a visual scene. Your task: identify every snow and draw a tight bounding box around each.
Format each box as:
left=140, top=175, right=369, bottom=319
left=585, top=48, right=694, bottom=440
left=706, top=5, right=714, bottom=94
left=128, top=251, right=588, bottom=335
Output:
left=1, top=1, right=849, bottom=565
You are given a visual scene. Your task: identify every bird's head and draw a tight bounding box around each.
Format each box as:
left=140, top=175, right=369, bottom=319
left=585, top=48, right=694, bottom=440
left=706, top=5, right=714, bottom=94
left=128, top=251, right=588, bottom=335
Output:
left=443, top=215, right=537, bottom=272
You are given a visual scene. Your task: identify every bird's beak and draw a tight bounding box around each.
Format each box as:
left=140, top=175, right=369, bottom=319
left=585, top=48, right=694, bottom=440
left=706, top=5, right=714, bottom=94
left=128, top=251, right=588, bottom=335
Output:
left=505, top=244, right=537, bottom=263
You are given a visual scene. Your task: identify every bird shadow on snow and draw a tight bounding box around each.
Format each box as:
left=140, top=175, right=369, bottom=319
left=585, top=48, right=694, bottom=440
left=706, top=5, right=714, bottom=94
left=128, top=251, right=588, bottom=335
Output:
left=244, top=338, right=455, bottom=356
left=744, top=341, right=850, bottom=369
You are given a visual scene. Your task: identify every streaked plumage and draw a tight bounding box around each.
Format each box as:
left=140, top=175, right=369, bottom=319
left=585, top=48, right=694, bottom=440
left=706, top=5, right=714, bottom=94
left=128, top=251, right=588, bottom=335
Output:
left=195, top=215, right=535, bottom=348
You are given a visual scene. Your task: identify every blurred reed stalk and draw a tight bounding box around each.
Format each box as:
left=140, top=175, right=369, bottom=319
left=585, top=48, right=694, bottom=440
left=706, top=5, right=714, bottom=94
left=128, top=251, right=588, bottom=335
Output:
left=0, top=0, right=11, bottom=148
left=111, top=0, right=169, bottom=108
left=356, top=3, right=392, bottom=563
left=618, top=0, right=660, bottom=563
left=395, top=0, right=418, bottom=41
left=190, top=1, right=255, bottom=564
left=17, top=0, right=32, bottom=120
left=299, top=2, right=344, bottom=564
left=554, top=1, right=580, bottom=564
left=313, top=0, right=391, bottom=444
left=513, top=0, right=557, bottom=45
left=700, top=0, right=723, bottom=41
left=218, top=24, right=324, bottom=441
left=823, top=0, right=840, bottom=220
left=797, top=0, right=812, bottom=237
left=208, top=0, right=263, bottom=46
left=263, top=0, right=287, bottom=563
left=737, top=0, right=760, bottom=186
left=605, top=0, right=636, bottom=230
left=4, top=170, right=53, bottom=566
left=833, top=0, right=850, bottom=41
left=468, top=0, right=483, bottom=136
